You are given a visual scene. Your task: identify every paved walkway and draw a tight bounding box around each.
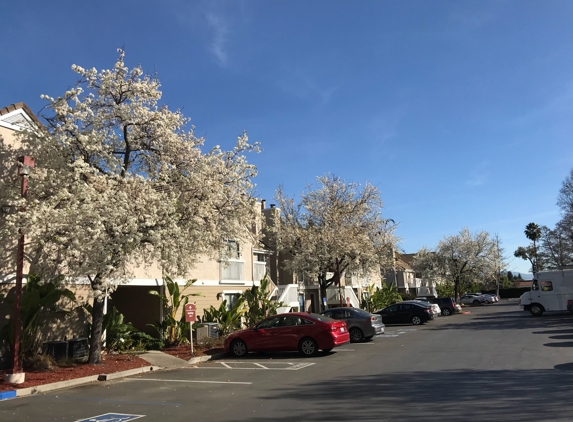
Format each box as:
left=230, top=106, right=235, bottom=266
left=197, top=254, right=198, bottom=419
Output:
left=138, top=351, right=189, bottom=368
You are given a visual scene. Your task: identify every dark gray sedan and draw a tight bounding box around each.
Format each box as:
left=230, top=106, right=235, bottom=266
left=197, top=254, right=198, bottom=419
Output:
left=321, top=307, right=385, bottom=342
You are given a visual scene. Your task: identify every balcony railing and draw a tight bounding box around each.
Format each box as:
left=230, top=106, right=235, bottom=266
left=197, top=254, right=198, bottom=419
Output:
left=277, top=284, right=299, bottom=306
left=326, top=286, right=360, bottom=307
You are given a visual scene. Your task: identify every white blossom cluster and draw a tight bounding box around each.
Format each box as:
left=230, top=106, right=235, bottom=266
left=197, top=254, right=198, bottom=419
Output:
left=269, top=174, right=399, bottom=290
left=0, top=49, right=260, bottom=300
left=412, top=228, right=499, bottom=297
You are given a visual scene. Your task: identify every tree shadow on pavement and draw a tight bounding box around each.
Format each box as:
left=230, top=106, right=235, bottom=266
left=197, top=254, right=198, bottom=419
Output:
left=428, top=307, right=573, bottom=332
left=225, top=368, right=573, bottom=422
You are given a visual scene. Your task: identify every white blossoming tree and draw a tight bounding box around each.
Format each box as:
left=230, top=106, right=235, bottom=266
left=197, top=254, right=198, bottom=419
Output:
left=413, top=228, right=498, bottom=300
left=269, top=175, right=399, bottom=307
left=0, top=50, right=259, bottom=364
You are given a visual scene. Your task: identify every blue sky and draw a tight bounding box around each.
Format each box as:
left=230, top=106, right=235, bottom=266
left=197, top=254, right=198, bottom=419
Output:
left=2, top=1, right=572, bottom=276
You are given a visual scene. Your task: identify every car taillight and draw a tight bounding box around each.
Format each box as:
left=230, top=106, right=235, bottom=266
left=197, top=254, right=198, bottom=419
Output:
left=370, top=316, right=376, bottom=321
left=424, top=308, right=430, bottom=313
left=331, top=324, right=341, bottom=331
left=568, top=300, right=573, bottom=306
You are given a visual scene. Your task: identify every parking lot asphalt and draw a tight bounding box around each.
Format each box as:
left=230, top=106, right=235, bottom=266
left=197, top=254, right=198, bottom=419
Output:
left=3, top=301, right=573, bottom=422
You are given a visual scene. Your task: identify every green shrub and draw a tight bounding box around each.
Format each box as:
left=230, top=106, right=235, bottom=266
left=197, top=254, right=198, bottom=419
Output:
left=23, top=353, right=55, bottom=372
left=361, top=283, right=403, bottom=312
left=148, top=275, right=202, bottom=346
left=242, top=275, right=282, bottom=327
left=203, top=298, right=246, bottom=336
left=0, top=274, right=77, bottom=364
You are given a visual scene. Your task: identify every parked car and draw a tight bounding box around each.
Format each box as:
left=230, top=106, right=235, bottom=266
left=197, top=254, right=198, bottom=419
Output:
left=481, top=293, right=499, bottom=303
left=461, top=294, right=487, bottom=305
left=321, top=307, right=385, bottom=342
left=416, top=297, right=460, bottom=316
left=224, top=312, right=350, bottom=357
left=416, top=296, right=462, bottom=316
left=374, top=302, right=434, bottom=325
left=405, top=300, right=441, bottom=317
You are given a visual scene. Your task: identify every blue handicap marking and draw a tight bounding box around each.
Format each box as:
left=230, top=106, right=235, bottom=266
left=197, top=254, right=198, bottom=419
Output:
left=76, top=413, right=145, bottom=422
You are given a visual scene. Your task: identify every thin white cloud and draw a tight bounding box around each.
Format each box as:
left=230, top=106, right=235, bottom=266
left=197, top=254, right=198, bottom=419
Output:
left=277, top=67, right=338, bottom=106
left=467, top=161, right=489, bottom=186
left=206, top=12, right=229, bottom=67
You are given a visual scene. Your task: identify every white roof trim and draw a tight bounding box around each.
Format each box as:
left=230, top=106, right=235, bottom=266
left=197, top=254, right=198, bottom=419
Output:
left=0, top=108, right=37, bottom=131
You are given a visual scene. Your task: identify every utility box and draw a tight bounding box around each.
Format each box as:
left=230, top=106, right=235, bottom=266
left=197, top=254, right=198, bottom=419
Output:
left=68, top=338, right=89, bottom=359
left=43, top=341, right=68, bottom=360
left=203, top=322, right=219, bottom=338
left=196, top=323, right=219, bottom=343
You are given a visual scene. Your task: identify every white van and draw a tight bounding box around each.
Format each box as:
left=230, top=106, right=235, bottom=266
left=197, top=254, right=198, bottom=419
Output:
left=519, top=269, right=573, bottom=316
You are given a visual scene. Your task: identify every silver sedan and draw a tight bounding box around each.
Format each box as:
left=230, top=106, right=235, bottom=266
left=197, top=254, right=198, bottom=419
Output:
left=321, top=307, right=385, bottom=342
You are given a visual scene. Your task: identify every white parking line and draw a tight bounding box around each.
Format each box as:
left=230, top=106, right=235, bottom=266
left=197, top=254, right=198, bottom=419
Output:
left=190, top=362, right=316, bottom=371
left=130, top=378, right=252, bottom=385
left=334, top=349, right=355, bottom=352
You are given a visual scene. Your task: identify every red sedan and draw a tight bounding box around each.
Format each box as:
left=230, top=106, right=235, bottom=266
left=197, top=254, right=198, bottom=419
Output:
left=224, top=312, right=350, bottom=357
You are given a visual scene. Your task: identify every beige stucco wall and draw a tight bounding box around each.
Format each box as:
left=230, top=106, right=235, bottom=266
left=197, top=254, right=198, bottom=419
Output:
left=0, top=126, right=19, bottom=147
left=110, top=284, right=253, bottom=336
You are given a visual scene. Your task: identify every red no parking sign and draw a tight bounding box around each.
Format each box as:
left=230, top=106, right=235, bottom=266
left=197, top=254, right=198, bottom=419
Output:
left=184, top=303, right=197, bottom=354
left=185, top=303, right=196, bottom=322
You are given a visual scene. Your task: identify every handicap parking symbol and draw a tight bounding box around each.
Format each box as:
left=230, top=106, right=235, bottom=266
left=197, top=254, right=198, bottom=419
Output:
left=75, top=413, right=145, bottom=422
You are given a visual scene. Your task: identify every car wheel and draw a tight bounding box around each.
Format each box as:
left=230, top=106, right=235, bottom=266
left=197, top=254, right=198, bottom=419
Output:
left=231, top=339, right=248, bottom=357
left=472, top=300, right=480, bottom=305
left=299, top=337, right=319, bottom=357
left=349, top=327, right=364, bottom=343
left=530, top=304, right=544, bottom=317
left=412, top=316, right=422, bottom=325
left=442, top=308, right=451, bottom=316
left=322, top=348, right=333, bottom=353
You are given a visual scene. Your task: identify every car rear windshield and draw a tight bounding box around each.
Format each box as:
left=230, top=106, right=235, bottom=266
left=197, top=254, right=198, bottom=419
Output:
left=307, top=313, right=335, bottom=323
left=352, top=309, right=372, bottom=317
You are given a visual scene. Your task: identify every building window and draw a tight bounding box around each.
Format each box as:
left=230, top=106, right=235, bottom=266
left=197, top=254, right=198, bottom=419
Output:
left=222, top=261, right=244, bottom=281
left=223, top=292, right=242, bottom=311
left=253, top=253, right=267, bottom=282
left=223, top=239, right=241, bottom=259
left=221, top=239, right=244, bottom=281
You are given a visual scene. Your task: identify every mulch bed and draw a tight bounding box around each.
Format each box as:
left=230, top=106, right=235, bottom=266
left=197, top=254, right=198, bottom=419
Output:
left=160, top=344, right=225, bottom=361
left=0, top=343, right=227, bottom=393
left=0, top=353, right=149, bottom=392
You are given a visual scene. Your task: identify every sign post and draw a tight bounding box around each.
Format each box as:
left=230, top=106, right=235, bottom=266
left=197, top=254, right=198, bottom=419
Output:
left=184, top=303, right=197, bottom=355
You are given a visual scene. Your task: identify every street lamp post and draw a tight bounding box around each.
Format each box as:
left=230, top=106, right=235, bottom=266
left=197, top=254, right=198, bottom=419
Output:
left=4, top=156, right=34, bottom=385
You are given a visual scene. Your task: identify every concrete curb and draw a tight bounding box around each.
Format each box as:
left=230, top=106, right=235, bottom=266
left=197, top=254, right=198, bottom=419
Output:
left=0, top=365, right=161, bottom=400
left=0, top=353, right=227, bottom=400
left=97, top=365, right=160, bottom=381
left=187, top=352, right=226, bottom=364
left=15, top=375, right=101, bottom=397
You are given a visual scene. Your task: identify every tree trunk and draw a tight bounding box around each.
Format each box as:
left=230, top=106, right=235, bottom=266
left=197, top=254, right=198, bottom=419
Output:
left=454, top=277, right=460, bottom=304
left=319, top=283, right=327, bottom=311
left=88, top=273, right=106, bottom=365
left=88, top=296, right=105, bottom=364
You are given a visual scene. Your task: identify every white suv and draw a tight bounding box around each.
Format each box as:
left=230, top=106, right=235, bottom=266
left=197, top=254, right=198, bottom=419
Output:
left=461, top=294, right=487, bottom=305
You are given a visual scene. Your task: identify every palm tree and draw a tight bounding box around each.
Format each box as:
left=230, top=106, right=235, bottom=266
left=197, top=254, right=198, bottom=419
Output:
left=524, top=222, right=542, bottom=275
